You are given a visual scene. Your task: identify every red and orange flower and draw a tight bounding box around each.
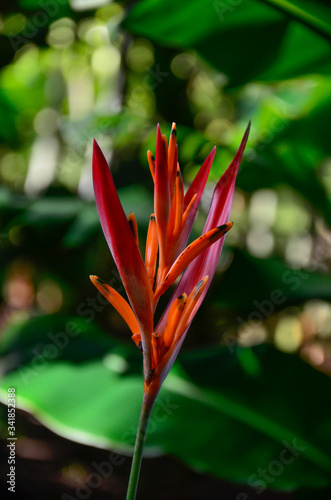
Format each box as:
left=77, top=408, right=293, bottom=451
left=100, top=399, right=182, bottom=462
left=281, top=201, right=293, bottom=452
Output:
left=90, top=122, right=250, bottom=395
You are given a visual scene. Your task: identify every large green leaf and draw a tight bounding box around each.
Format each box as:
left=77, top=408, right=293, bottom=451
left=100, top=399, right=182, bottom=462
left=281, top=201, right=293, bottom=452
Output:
left=1, top=314, right=331, bottom=490
left=123, top=0, right=331, bottom=86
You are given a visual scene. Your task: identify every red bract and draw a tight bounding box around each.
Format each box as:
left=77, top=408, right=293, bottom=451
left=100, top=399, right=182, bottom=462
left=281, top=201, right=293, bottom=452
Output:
left=91, top=122, right=250, bottom=390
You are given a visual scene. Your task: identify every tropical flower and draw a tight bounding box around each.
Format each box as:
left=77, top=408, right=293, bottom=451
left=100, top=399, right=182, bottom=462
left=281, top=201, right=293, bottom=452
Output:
left=90, top=121, right=250, bottom=499
left=91, top=122, right=249, bottom=390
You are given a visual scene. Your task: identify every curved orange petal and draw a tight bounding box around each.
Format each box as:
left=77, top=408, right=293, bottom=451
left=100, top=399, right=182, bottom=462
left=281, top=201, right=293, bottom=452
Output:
left=90, top=275, right=140, bottom=335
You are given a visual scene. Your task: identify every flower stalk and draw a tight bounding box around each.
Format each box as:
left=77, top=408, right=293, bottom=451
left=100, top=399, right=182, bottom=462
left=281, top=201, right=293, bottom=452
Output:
left=126, top=389, right=158, bottom=500
left=91, top=121, right=250, bottom=499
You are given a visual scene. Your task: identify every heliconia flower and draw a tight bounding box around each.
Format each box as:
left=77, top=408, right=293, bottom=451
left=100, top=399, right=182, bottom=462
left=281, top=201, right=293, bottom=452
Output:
left=90, top=121, right=250, bottom=391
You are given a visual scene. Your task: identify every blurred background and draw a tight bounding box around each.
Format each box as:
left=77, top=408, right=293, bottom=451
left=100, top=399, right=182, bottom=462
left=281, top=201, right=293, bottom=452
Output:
left=0, top=0, right=331, bottom=499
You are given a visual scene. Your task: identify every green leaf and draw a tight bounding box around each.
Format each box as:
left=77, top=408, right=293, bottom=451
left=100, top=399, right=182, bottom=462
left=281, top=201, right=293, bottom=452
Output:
left=123, top=0, right=331, bottom=86
left=1, top=315, right=331, bottom=490
left=261, top=0, right=331, bottom=38
left=62, top=203, right=100, bottom=248
left=6, top=197, right=84, bottom=229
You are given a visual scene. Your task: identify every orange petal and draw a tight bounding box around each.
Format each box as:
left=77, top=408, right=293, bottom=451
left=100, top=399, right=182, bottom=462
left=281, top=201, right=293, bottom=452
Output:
left=147, top=150, right=155, bottom=182
left=175, top=276, right=209, bottom=341
left=155, top=124, right=171, bottom=269
left=167, top=183, right=177, bottom=241
left=128, top=212, right=139, bottom=246
left=90, top=275, right=140, bottom=335
left=132, top=333, right=142, bottom=350
left=162, top=134, right=168, bottom=162
left=152, top=331, right=162, bottom=370
left=163, top=293, right=187, bottom=348
left=167, top=164, right=184, bottom=242
left=174, top=166, right=184, bottom=236
left=167, top=192, right=197, bottom=265
left=181, top=193, right=197, bottom=228
left=168, top=122, right=177, bottom=197
left=163, top=222, right=233, bottom=290
left=145, top=214, right=158, bottom=289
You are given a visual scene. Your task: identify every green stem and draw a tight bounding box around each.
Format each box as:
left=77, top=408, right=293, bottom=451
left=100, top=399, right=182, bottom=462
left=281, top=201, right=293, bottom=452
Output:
left=126, top=390, right=157, bottom=500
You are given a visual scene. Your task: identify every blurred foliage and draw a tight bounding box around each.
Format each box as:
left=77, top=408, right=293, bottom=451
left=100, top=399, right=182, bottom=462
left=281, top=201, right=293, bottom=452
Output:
left=0, top=0, right=331, bottom=497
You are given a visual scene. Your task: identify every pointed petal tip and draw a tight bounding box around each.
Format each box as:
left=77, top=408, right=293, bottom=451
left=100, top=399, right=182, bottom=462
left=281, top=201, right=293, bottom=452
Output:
left=90, top=275, right=103, bottom=284
left=197, top=274, right=209, bottom=287
left=156, top=123, right=163, bottom=143
left=233, top=121, right=251, bottom=163
left=217, top=221, right=233, bottom=234
left=92, top=138, right=101, bottom=152
left=92, top=139, right=108, bottom=173
left=90, top=275, right=99, bottom=286
left=243, top=120, right=251, bottom=143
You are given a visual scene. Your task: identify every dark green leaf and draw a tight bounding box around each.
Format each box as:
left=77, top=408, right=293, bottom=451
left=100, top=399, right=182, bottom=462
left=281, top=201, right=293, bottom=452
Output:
left=123, top=0, right=331, bottom=86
